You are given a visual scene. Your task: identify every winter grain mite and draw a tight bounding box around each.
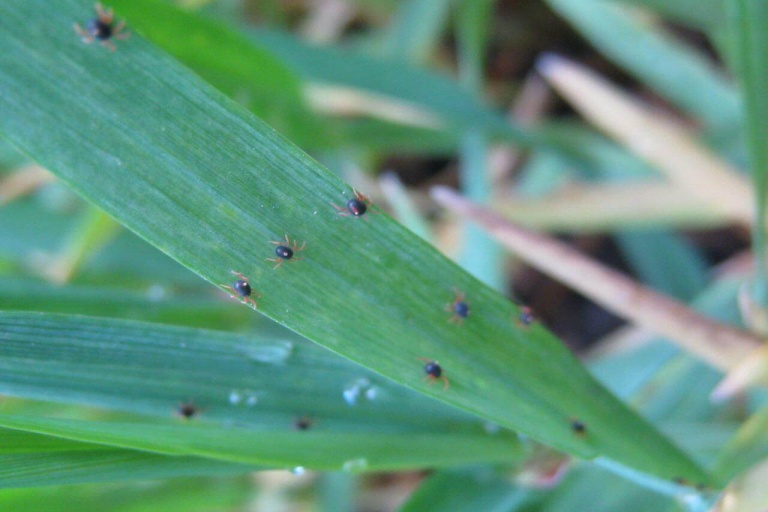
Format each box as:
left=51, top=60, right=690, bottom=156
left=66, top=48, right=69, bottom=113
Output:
left=74, top=2, right=129, bottom=51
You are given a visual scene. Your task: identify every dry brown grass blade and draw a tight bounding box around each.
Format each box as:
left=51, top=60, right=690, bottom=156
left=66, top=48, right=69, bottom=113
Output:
left=0, top=164, right=55, bottom=205
left=497, top=181, right=726, bottom=232
left=537, top=54, right=753, bottom=223
left=431, top=186, right=762, bottom=371
left=715, top=459, right=768, bottom=512
left=300, top=0, right=356, bottom=43
left=711, top=344, right=768, bottom=401
left=304, top=83, right=443, bottom=129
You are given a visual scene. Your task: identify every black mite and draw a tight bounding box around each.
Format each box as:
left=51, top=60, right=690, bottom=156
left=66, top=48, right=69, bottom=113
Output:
left=332, top=189, right=374, bottom=219
left=74, top=2, right=129, bottom=51
left=446, top=288, right=470, bottom=324
left=221, top=270, right=260, bottom=308
left=420, top=358, right=449, bottom=389
left=268, top=234, right=305, bottom=269
left=176, top=401, right=199, bottom=419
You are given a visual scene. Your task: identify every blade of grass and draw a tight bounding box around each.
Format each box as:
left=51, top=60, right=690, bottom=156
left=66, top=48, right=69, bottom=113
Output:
left=0, top=311, right=481, bottom=432
left=107, top=0, right=323, bottom=149
left=0, top=277, right=254, bottom=329
left=714, top=407, right=768, bottom=481
left=0, top=0, right=712, bottom=485
left=0, top=475, right=253, bottom=507
left=400, top=468, right=530, bottom=512
left=249, top=28, right=533, bottom=144
left=605, top=0, right=725, bottom=31
left=42, top=207, right=120, bottom=284
left=378, top=0, right=450, bottom=62
left=0, top=427, right=256, bottom=488
left=538, top=465, right=680, bottom=512
left=0, top=165, right=55, bottom=206
left=615, top=230, right=708, bottom=301
left=455, top=0, right=503, bottom=289
left=0, top=310, right=523, bottom=470
left=319, top=473, right=356, bottom=512
left=0, top=415, right=522, bottom=472
left=725, top=0, right=768, bottom=305
left=378, top=172, right=433, bottom=242
left=497, top=182, right=725, bottom=232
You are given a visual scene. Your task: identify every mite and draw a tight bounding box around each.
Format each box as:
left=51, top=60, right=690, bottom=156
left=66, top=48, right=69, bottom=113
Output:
left=570, top=418, right=587, bottom=436
left=221, top=270, right=260, bottom=308
left=176, top=401, right=200, bottom=419
left=74, top=2, right=130, bottom=51
left=268, top=234, right=305, bottom=269
left=332, top=189, right=374, bottom=219
left=446, top=288, right=470, bottom=324
left=420, top=358, right=449, bottom=389
left=517, top=306, right=535, bottom=327
left=294, top=416, right=313, bottom=431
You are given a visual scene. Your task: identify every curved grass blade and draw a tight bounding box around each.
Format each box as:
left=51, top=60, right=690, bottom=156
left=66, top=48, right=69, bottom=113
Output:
left=0, top=277, right=253, bottom=329
left=0, top=0, right=711, bottom=486
left=249, top=28, right=531, bottom=143
left=606, top=0, right=725, bottom=31
left=0, top=427, right=255, bottom=488
left=107, top=0, right=323, bottom=148
left=0, top=414, right=522, bottom=472
left=0, top=311, right=482, bottom=433
left=725, top=0, right=768, bottom=305
left=0, top=311, right=522, bottom=470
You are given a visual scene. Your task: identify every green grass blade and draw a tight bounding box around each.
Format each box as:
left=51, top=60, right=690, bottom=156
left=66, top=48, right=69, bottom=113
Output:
left=0, top=277, right=252, bottom=329
left=0, top=0, right=711, bottom=485
left=249, top=28, right=531, bottom=144
left=378, top=0, right=451, bottom=62
left=319, top=473, right=356, bottom=512
left=107, top=0, right=322, bottom=148
left=539, top=466, right=679, bottom=512
left=0, top=427, right=255, bottom=488
left=725, top=0, right=768, bottom=304
left=454, top=0, right=503, bottom=289
left=0, top=311, right=479, bottom=432
left=0, top=476, right=253, bottom=508
left=400, top=469, right=529, bottom=512
left=605, top=0, right=725, bottom=31
left=0, top=415, right=521, bottom=471
left=0, top=311, right=520, bottom=471
left=615, top=230, right=708, bottom=301
left=714, top=407, right=768, bottom=481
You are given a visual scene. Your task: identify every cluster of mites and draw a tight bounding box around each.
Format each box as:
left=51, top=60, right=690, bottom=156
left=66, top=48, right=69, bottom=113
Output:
left=75, top=4, right=586, bottom=439
left=218, top=193, right=537, bottom=392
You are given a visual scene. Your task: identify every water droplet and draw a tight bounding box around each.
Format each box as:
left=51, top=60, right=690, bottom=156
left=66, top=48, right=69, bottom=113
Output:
left=291, top=466, right=306, bottom=475
left=364, top=386, right=379, bottom=401
left=229, top=389, right=258, bottom=407
left=678, top=492, right=706, bottom=510
left=343, top=387, right=360, bottom=406
left=241, top=341, right=294, bottom=364
left=342, top=458, right=368, bottom=473
left=484, top=422, right=500, bottom=434
left=343, top=378, right=371, bottom=406
left=146, top=285, right=166, bottom=302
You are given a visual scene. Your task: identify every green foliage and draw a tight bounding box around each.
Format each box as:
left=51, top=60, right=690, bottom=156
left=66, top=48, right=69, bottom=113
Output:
left=0, top=0, right=765, bottom=509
